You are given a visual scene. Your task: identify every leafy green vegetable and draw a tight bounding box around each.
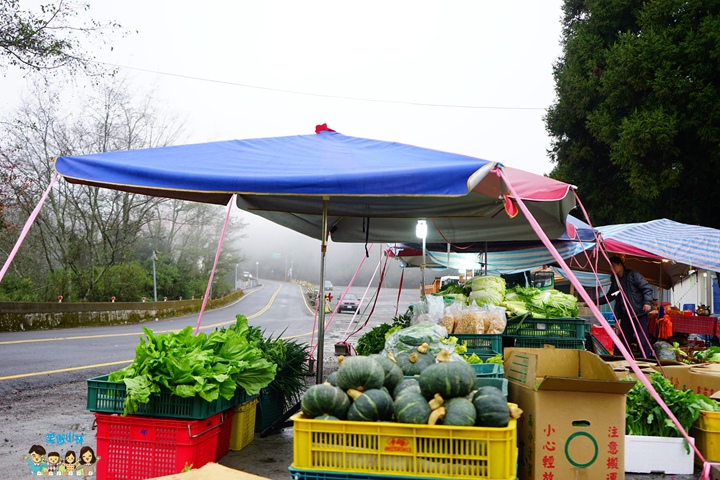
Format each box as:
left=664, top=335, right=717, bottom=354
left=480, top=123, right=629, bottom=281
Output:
left=109, top=315, right=277, bottom=415
left=693, top=346, right=720, bottom=363
left=502, top=286, right=578, bottom=318
left=470, top=275, right=506, bottom=292
left=356, top=310, right=412, bottom=356
left=245, top=326, right=312, bottom=410
left=463, top=353, right=484, bottom=364
left=626, top=372, right=720, bottom=438
left=485, top=354, right=504, bottom=365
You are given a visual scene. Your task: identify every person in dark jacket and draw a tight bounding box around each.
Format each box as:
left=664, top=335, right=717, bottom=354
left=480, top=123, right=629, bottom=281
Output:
left=598, top=256, right=654, bottom=357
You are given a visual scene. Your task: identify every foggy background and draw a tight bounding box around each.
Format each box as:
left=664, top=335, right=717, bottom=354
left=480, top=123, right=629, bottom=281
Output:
left=235, top=212, right=443, bottom=291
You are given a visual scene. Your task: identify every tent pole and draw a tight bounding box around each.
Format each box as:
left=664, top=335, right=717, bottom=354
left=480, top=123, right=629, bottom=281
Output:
left=316, top=197, right=329, bottom=384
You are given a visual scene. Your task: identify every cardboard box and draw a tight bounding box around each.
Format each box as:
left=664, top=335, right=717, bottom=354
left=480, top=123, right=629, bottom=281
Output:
left=150, top=462, right=272, bottom=480
left=604, top=359, right=658, bottom=381
left=505, top=347, right=634, bottom=480
left=663, top=363, right=720, bottom=398
left=624, top=435, right=695, bottom=474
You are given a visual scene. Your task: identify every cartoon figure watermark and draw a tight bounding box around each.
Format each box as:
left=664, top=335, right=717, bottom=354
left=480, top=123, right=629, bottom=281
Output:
left=60, top=450, right=79, bottom=476
left=22, top=437, right=99, bottom=476
left=78, top=446, right=100, bottom=476
left=23, top=445, right=47, bottom=475
left=46, top=451, right=61, bottom=476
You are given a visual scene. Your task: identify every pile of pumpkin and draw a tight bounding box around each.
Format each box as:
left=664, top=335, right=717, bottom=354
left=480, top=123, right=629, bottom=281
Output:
left=300, top=344, right=522, bottom=428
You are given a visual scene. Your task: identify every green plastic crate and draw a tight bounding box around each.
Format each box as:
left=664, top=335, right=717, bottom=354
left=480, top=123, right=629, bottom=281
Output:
left=504, top=316, right=586, bottom=339
left=511, top=337, right=586, bottom=350
left=254, top=386, right=286, bottom=432
left=453, top=334, right=502, bottom=356
left=86, top=375, right=256, bottom=419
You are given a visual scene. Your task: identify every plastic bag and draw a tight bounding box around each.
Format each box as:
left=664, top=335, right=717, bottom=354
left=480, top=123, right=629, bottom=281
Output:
left=382, top=323, right=450, bottom=357
left=653, top=340, right=677, bottom=361
left=481, top=304, right=508, bottom=334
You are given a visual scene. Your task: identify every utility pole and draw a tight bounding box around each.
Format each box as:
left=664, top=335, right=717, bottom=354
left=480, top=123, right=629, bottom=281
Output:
left=152, top=250, right=158, bottom=302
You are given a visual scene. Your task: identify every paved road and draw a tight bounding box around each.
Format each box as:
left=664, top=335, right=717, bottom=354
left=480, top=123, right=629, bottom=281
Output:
left=0, top=279, right=418, bottom=391
left=0, top=280, right=321, bottom=394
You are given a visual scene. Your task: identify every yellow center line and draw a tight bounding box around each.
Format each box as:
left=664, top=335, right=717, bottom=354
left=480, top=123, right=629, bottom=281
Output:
left=1, top=282, right=319, bottom=381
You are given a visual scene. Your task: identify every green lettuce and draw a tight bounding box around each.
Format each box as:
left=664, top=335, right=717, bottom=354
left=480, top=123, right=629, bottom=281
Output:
left=108, top=315, right=276, bottom=415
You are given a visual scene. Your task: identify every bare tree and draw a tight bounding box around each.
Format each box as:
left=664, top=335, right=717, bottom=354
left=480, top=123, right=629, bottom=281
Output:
left=0, top=0, right=124, bottom=74
left=0, top=78, right=182, bottom=300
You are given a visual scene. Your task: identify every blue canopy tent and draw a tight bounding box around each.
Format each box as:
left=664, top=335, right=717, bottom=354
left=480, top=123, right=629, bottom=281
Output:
left=54, top=128, right=577, bottom=380
left=386, top=215, right=596, bottom=273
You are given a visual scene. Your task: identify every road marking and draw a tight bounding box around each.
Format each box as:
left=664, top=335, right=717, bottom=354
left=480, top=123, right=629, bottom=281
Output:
left=0, top=360, right=133, bottom=381
left=0, top=328, right=317, bottom=380
left=0, top=282, right=319, bottom=381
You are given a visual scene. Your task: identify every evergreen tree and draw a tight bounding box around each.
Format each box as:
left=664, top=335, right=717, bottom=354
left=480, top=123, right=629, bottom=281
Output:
left=547, top=0, right=720, bottom=227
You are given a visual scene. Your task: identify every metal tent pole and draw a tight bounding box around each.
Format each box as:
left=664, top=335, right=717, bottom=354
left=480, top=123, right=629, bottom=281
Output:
left=316, top=197, right=329, bottom=384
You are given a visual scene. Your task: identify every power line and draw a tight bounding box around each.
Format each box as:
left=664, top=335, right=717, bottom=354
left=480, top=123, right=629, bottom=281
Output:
left=100, top=61, right=548, bottom=111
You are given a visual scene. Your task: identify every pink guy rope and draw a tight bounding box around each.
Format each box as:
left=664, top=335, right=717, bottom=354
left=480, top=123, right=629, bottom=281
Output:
left=309, top=244, right=375, bottom=356
left=342, top=251, right=382, bottom=341
left=0, top=172, right=59, bottom=283
left=193, top=195, right=235, bottom=335
left=496, top=167, right=707, bottom=469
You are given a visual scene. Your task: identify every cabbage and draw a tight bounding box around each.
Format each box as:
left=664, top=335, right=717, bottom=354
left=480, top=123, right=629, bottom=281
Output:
left=470, top=275, right=506, bottom=292
left=469, top=289, right=504, bottom=306
left=502, top=286, right=578, bottom=318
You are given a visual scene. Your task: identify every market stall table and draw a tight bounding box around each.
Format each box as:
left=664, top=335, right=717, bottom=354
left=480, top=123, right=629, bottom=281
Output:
left=667, top=314, right=720, bottom=340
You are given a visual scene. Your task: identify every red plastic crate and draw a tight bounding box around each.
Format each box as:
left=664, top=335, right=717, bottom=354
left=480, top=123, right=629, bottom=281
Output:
left=591, top=325, right=614, bottom=354
left=216, top=407, right=235, bottom=461
left=94, top=411, right=224, bottom=479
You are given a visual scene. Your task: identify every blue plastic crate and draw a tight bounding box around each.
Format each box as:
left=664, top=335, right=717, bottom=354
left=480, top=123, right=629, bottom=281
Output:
left=474, top=377, right=508, bottom=398
left=289, top=468, right=417, bottom=480
left=601, top=312, right=616, bottom=326
left=471, top=362, right=504, bottom=378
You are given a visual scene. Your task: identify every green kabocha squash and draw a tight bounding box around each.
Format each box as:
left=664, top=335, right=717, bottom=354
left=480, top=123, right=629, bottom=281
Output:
left=394, top=391, right=432, bottom=425
left=369, top=354, right=404, bottom=392
left=418, top=361, right=476, bottom=401
left=395, top=350, right=434, bottom=376
left=393, top=378, right=422, bottom=399
left=325, top=371, right=338, bottom=386
left=474, top=385, right=505, bottom=399
left=347, top=388, right=394, bottom=422
left=440, top=397, right=477, bottom=426
left=336, top=356, right=385, bottom=399
left=472, top=389, right=511, bottom=427
left=301, top=384, right=351, bottom=419
left=315, top=415, right=340, bottom=421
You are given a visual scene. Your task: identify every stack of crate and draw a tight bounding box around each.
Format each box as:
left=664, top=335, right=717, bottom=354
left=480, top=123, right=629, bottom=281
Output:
left=504, top=315, right=587, bottom=350
left=86, top=374, right=257, bottom=479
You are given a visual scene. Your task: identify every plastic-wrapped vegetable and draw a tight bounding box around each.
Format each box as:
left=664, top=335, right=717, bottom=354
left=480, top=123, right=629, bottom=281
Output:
left=382, top=323, right=451, bottom=358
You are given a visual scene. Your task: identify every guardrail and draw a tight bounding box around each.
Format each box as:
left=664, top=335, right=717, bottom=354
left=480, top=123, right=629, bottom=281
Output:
left=0, top=290, right=244, bottom=332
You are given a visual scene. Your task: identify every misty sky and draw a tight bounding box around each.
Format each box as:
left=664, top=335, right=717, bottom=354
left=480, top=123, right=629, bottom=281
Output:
left=1, top=1, right=567, bottom=293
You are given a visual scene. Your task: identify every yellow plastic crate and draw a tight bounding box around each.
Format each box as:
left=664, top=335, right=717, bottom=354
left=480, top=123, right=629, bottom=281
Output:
left=291, top=406, right=518, bottom=480
left=692, top=426, right=720, bottom=464
left=230, top=398, right=258, bottom=451
left=696, top=410, right=720, bottom=431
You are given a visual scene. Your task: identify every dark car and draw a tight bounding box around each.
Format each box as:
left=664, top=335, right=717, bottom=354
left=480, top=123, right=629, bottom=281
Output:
left=338, top=293, right=360, bottom=313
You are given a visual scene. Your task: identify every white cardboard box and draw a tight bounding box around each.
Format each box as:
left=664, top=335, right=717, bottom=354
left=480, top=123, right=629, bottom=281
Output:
left=625, top=435, right=695, bottom=474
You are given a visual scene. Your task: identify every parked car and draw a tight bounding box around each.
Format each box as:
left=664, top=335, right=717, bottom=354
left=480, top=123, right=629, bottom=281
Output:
left=324, top=280, right=333, bottom=291
left=338, top=293, right=360, bottom=313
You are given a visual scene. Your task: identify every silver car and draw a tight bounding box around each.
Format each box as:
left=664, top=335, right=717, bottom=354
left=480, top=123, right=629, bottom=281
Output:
left=338, top=293, right=360, bottom=313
